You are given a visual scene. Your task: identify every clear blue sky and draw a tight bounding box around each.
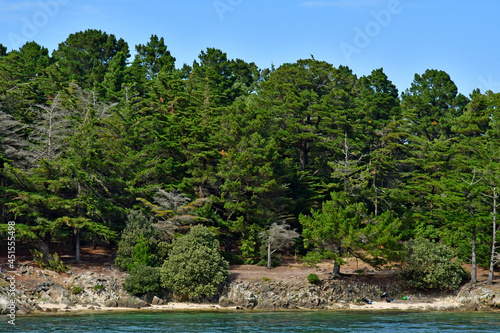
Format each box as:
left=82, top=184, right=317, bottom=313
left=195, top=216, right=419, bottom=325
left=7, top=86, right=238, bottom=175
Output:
left=1, top=0, right=499, bottom=96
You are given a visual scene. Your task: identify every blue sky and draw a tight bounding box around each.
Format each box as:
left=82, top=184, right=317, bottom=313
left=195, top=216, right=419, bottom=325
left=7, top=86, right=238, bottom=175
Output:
left=1, top=0, right=499, bottom=96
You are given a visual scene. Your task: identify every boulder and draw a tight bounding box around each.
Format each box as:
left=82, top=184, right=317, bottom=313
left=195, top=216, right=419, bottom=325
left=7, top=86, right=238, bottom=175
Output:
left=116, top=296, right=149, bottom=309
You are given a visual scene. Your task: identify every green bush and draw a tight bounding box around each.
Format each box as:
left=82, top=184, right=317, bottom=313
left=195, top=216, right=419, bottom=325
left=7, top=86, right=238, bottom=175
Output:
left=115, top=211, right=170, bottom=271
left=399, top=238, right=470, bottom=290
left=221, top=252, right=244, bottom=265
left=123, top=264, right=162, bottom=296
left=94, top=284, right=104, bottom=292
left=257, top=245, right=282, bottom=268
left=71, top=286, right=84, bottom=295
left=307, top=273, right=320, bottom=284
left=160, top=225, right=229, bottom=300
left=31, top=249, right=69, bottom=273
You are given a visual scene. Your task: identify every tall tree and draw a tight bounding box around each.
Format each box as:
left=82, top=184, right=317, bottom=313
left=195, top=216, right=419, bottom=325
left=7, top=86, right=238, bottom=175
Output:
left=53, top=29, right=130, bottom=91
left=401, top=69, right=468, bottom=142
left=300, top=191, right=401, bottom=276
left=132, top=34, right=176, bottom=81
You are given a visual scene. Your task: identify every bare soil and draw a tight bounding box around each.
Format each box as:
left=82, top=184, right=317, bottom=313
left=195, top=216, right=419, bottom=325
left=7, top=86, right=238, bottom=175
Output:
left=2, top=245, right=499, bottom=289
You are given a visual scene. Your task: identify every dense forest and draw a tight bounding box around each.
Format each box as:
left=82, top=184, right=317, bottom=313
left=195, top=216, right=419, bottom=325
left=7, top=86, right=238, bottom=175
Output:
left=1, top=29, right=499, bottom=289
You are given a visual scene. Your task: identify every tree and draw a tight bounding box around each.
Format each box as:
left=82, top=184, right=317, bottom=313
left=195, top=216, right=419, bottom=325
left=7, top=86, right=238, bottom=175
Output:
left=355, top=68, right=401, bottom=215
left=138, top=189, right=210, bottom=239
left=160, top=225, right=229, bottom=300
left=259, top=223, right=299, bottom=269
left=439, top=90, right=496, bottom=283
left=53, top=29, right=129, bottom=91
left=400, top=238, right=469, bottom=290
left=483, top=187, right=499, bottom=285
left=132, top=34, right=176, bottom=81
left=53, top=216, right=116, bottom=263
left=27, top=94, right=71, bottom=163
left=401, top=69, right=468, bottom=141
left=217, top=133, right=291, bottom=233
left=115, top=211, right=170, bottom=271
left=300, top=191, right=400, bottom=276
left=0, top=110, right=29, bottom=168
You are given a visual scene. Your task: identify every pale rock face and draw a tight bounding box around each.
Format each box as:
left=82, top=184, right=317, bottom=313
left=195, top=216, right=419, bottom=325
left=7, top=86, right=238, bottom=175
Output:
left=219, top=278, right=402, bottom=310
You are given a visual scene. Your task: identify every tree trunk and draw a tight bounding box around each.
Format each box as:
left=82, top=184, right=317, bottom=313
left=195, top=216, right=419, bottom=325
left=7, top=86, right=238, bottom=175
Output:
left=75, top=228, right=81, bottom=263
left=332, top=261, right=341, bottom=277
left=267, top=240, right=272, bottom=270
left=42, top=232, right=52, bottom=255
left=488, top=188, right=497, bottom=285
left=471, top=229, right=477, bottom=284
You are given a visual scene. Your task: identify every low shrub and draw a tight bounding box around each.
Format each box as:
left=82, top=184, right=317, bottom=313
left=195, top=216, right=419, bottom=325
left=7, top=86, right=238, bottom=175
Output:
left=399, top=238, right=470, bottom=290
left=31, top=249, right=69, bottom=273
left=123, top=264, right=162, bottom=296
left=307, top=273, right=320, bottom=284
left=94, top=284, right=104, bottom=292
left=71, top=286, right=84, bottom=295
left=160, top=225, right=229, bottom=300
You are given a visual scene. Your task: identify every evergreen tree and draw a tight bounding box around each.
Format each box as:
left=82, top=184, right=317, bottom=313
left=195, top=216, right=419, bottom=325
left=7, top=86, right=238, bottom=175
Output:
left=53, top=29, right=130, bottom=91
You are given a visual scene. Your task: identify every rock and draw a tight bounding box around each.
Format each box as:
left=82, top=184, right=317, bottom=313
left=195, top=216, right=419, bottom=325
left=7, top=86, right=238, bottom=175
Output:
left=218, top=295, right=231, bottom=307
left=116, top=296, right=149, bottom=309
left=152, top=296, right=165, bottom=305
left=140, top=293, right=154, bottom=304
left=245, top=295, right=257, bottom=309
left=104, top=300, right=118, bottom=307
left=47, top=283, right=70, bottom=304
left=0, top=296, right=8, bottom=314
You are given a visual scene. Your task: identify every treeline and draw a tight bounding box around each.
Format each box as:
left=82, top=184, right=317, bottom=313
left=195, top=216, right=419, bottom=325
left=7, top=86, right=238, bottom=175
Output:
left=1, top=29, right=499, bottom=285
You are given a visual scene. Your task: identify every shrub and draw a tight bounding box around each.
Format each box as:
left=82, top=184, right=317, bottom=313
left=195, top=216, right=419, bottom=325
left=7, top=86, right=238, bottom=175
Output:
left=115, top=211, right=170, bottom=271
left=399, top=238, right=470, bottom=290
left=94, top=284, right=104, bottom=292
left=257, top=251, right=282, bottom=268
left=71, top=286, right=83, bottom=295
left=221, top=252, right=244, bottom=265
left=307, top=273, right=320, bottom=284
left=31, top=249, right=69, bottom=273
left=122, top=264, right=162, bottom=296
left=160, top=225, right=229, bottom=300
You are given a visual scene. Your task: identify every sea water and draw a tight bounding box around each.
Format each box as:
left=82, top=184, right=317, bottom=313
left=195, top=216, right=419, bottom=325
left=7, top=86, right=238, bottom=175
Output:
left=2, top=310, right=500, bottom=332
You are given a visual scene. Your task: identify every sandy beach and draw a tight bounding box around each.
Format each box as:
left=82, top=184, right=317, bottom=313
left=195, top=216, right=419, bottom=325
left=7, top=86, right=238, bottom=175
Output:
left=34, top=297, right=465, bottom=314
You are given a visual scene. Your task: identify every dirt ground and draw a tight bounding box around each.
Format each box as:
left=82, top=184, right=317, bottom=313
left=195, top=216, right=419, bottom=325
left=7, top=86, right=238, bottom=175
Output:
left=3, top=245, right=499, bottom=289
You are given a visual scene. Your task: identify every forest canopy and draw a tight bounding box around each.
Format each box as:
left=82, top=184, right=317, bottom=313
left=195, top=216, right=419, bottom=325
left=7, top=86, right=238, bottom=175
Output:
left=1, top=30, right=499, bottom=284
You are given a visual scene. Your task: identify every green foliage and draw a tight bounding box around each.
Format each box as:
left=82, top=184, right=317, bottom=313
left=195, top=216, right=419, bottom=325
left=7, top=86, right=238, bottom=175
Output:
left=257, top=247, right=282, bottom=268
left=115, top=211, right=170, bottom=271
left=31, top=249, right=69, bottom=273
left=307, top=273, right=320, bottom=284
left=160, top=225, right=229, bottom=300
left=400, top=238, right=470, bottom=290
left=123, top=264, right=162, bottom=296
left=2, top=30, right=500, bottom=287
left=301, top=250, right=330, bottom=268
left=94, top=284, right=104, bottom=292
left=71, top=286, right=84, bottom=295
left=238, top=223, right=260, bottom=264
left=131, top=234, right=153, bottom=269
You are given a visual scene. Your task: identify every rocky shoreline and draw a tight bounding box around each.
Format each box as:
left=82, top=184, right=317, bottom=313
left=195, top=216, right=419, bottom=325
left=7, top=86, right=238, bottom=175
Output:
left=1, top=265, right=500, bottom=315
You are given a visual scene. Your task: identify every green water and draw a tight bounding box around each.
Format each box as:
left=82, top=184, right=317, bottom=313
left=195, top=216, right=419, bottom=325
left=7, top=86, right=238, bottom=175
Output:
left=3, top=311, right=500, bottom=332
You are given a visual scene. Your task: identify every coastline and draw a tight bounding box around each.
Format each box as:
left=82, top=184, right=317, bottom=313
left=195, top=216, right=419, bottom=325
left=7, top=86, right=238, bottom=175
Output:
left=3, top=260, right=499, bottom=317
left=28, top=297, right=475, bottom=315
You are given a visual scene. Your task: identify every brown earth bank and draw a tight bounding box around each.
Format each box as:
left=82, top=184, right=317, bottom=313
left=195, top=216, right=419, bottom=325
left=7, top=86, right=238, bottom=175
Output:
left=1, top=246, right=500, bottom=315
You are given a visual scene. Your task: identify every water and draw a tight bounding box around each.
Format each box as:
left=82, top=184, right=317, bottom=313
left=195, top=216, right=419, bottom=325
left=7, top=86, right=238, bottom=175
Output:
left=3, top=311, right=500, bottom=332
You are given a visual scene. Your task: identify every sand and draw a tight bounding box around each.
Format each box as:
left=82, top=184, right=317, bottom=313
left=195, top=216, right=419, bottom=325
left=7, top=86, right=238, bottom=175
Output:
left=34, top=297, right=465, bottom=314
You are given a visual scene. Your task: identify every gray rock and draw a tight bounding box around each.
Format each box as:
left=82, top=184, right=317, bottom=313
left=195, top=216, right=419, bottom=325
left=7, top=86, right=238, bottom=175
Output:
left=116, top=296, right=149, bottom=309
left=152, top=296, right=165, bottom=305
